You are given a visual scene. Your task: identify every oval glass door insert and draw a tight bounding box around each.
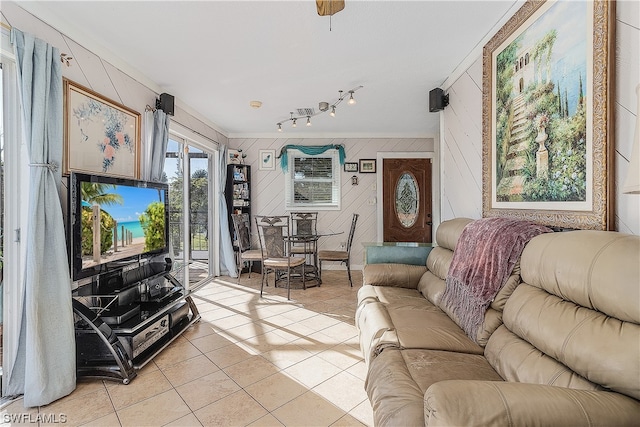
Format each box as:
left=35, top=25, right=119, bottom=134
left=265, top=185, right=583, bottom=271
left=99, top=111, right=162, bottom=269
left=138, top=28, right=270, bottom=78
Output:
left=395, top=172, right=419, bottom=227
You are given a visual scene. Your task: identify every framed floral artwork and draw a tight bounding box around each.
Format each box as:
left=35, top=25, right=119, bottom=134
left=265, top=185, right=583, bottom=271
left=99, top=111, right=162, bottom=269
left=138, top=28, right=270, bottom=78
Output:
left=63, top=79, right=141, bottom=179
left=482, top=0, right=614, bottom=230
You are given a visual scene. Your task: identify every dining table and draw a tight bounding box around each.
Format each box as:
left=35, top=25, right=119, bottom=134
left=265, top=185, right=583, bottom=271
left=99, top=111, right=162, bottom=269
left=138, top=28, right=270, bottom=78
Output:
left=281, top=230, right=343, bottom=288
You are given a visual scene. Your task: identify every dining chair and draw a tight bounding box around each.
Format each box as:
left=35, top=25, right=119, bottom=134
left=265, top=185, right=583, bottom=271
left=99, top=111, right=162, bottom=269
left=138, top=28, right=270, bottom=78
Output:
left=318, top=213, right=359, bottom=287
left=289, top=211, right=318, bottom=256
left=231, top=213, right=262, bottom=284
left=255, top=215, right=306, bottom=300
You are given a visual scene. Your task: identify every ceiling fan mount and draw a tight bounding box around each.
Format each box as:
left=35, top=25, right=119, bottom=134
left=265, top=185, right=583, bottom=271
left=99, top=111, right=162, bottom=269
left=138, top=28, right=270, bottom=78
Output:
left=316, top=0, right=345, bottom=17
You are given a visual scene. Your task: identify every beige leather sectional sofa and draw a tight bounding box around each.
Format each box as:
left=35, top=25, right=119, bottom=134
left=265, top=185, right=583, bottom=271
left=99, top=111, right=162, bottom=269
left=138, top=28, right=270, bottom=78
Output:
left=356, top=218, right=640, bottom=426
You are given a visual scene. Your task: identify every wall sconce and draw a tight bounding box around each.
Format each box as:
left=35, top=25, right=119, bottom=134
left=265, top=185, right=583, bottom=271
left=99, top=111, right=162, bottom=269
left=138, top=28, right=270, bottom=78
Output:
left=351, top=175, right=359, bottom=186
left=276, top=86, right=363, bottom=131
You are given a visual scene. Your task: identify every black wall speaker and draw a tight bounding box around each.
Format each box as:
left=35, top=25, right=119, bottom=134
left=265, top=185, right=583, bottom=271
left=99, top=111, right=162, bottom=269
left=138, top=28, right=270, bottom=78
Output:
left=156, top=93, right=175, bottom=116
left=429, top=88, right=449, bottom=112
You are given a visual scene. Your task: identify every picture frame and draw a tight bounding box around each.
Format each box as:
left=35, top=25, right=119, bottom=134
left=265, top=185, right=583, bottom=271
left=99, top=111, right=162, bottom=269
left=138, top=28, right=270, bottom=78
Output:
left=482, top=0, right=614, bottom=230
left=259, top=149, right=276, bottom=170
left=228, top=149, right=242, bottom=165
left=63, top=78, right=141, bottom=179
left=344, top=162, right=359, bottom=173
left=359, top=159, right=376, bottom=173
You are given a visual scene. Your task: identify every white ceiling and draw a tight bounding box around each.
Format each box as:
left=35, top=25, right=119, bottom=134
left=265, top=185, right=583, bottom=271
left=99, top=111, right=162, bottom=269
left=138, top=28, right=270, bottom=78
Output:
left=18, top=1, right=521, bottom=138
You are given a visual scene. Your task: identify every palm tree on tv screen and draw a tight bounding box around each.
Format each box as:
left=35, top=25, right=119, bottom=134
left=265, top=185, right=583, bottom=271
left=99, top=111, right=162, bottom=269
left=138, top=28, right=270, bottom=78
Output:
left=81, top=182, right=123, bottom=206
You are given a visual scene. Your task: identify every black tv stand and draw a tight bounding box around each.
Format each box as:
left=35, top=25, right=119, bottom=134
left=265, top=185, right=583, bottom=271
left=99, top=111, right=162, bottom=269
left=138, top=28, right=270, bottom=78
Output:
left=72, top=261, right=200, bottom=384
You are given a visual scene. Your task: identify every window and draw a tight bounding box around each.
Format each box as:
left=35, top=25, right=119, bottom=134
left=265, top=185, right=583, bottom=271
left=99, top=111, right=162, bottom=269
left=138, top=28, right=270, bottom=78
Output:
left=285, top=149, right=341, bottom=210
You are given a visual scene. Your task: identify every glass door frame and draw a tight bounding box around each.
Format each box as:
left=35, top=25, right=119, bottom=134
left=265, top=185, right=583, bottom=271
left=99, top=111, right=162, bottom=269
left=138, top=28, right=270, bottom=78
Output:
left=167, top=124, right=220, bottom=290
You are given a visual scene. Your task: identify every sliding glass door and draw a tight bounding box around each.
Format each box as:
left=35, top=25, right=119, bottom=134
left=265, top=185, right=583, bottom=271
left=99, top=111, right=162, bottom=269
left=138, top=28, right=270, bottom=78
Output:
left=164, top=136, right=215, bottom=289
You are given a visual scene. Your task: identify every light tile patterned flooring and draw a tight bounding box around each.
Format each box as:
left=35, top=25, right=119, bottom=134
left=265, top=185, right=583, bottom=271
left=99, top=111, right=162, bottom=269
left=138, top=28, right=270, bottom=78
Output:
left=2, top=270, right=373, bottom=426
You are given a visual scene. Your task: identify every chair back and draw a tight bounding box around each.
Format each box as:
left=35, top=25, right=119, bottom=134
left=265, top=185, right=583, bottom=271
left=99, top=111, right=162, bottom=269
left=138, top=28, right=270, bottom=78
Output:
left=231, top=213, right=252, bottom=252
left=290, top=212, right=318, bottom=237
left=346, top=213, right=359, bottom=253
left=255, top=215, right=290, bottom=258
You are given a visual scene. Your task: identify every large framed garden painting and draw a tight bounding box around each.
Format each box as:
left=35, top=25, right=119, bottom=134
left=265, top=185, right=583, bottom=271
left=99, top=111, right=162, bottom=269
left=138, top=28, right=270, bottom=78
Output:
left=64, top=78, right=141, bottom=179
left=482, top=0, right=615, bottom=230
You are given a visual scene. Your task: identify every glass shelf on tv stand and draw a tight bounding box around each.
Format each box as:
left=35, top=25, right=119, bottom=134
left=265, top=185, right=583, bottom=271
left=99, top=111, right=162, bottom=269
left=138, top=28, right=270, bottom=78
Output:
left=73, top=267, right=201, bottom=384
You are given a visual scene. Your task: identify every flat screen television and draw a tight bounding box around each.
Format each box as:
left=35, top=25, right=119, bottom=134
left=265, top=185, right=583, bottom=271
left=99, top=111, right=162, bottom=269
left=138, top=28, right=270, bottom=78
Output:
left=69, top=173, right=170, bottom=281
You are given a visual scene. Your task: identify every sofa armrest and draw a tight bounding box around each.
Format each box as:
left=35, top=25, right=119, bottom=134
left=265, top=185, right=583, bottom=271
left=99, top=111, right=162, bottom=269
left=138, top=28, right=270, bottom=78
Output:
left=362, top=263, right=427, bottom=289
left=424, top=380, right=640, bottom=426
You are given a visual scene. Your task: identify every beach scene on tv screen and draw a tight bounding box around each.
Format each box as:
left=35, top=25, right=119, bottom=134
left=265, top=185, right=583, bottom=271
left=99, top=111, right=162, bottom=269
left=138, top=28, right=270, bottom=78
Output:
left=80, top=181, right=166, bottom=270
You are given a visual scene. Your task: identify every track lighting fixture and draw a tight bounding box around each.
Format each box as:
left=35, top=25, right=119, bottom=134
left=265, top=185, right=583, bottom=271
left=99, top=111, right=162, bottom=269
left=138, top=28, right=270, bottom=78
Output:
left=275, top=85, right=363, bottom=131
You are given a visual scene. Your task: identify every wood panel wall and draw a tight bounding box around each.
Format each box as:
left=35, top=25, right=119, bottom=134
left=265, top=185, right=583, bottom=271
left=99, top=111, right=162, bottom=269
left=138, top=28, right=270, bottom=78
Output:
left=441, top=2, right=639, bottom=235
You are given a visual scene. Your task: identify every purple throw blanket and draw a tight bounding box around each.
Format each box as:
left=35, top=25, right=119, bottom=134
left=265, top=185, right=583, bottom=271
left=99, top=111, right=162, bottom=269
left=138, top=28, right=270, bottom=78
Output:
left=442, top=217, right=552, bottom=342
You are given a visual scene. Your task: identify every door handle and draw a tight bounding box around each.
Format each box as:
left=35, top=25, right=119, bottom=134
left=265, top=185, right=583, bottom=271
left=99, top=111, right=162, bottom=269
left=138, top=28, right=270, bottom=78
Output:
left=426, top=221, right=432, bottom=226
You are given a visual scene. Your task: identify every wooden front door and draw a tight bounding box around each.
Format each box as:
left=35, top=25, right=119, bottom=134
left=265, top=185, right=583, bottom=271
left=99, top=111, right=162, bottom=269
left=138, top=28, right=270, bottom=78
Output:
left=383, top=158, right=432, bottom=243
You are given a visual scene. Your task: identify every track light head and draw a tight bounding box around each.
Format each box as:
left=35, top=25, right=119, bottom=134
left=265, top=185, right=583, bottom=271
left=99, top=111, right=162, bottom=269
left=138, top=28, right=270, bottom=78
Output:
left=348, top=91, right=356, bottom=105
left=330, top=105, right=336, bottom=117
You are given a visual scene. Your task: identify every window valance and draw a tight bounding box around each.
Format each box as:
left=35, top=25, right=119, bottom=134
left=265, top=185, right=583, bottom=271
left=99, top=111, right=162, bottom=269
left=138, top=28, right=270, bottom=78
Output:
left=278, top=144, right=345, bottom=171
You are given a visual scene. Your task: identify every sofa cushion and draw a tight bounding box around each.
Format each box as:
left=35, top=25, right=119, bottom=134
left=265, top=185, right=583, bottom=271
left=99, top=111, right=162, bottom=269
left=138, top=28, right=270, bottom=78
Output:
left=489, top=230, right=640, bottom=400
left=419, top=257, right=520, bottom=347
left=425, top=380, right=640, bottom=427
left=489, top=263, right=520, bottom=311
left=356, top=289, right=484, bottom=365
left=358, top=283, right=426, bottom=307
left=366, top=348, right=502, bottom=426
left=416, top=270, right=445, bottom=306
left=425, top=246, right=453, bottom=280
left=435, top=217, right=473, bottom=251
left=356, top=301, right=398, bottom=365
left=494, top=283, right=640, bottom=400
left=386, top=302, right=483, bottom=355
left=485, top=324, right=602, bottom=391
left=521, top=231, right=640, bottom=323
left=361, top=263, right=427, bottom=289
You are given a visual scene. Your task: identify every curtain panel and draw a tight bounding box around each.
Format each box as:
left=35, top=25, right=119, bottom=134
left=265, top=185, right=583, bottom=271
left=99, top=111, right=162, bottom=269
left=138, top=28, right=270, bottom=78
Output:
left=218, top=145, right=237, bottom=277
left=8, top=28, right=76, bottom=407
left=146, top=109, right=170, bottom=182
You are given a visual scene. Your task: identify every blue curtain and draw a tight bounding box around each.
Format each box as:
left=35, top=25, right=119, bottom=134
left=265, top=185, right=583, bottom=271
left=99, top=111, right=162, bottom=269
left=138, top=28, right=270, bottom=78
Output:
left=218, top=145, right=237, bottom=277
left=147, top=109, right=170, bottom=182
left=278, top=144, right=345, bottom=171
left=8, top=28, right=76, bottom=406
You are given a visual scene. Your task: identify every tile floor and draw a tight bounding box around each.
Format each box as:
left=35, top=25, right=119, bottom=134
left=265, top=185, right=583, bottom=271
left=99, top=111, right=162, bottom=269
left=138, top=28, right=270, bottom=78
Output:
left=1, top=270, right=373, bottom=426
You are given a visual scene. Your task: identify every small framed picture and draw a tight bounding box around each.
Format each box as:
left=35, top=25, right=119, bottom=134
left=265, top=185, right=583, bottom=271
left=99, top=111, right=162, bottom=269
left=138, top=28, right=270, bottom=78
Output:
left=359, top=159, right=376, bottom=173
left=259, top=149, right=276, bottom=170
left=228, top=149, right=241, bottom=164
left=344, top=162, right=358, bottom=172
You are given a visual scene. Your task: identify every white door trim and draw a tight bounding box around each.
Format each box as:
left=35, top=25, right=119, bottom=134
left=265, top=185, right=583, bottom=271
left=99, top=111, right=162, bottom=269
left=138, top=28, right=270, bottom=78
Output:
left=375, top=151, right=440, bottom=242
